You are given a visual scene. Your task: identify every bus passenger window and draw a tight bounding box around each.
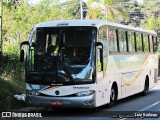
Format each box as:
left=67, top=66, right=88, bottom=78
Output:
left=149, top=35, right=153, bottom=52
left=155, top=36, right=158, bottom=46
left=143, top=34, right=149, bottom=52
left=119, top=30, right=127, bottom=52
left=99, top=27, right=107, bottom=52
left=128, top=32, right=135, bottom=52
left=153, top=36, right=158, bottom=52
left=109, top=29, right=117, bottom=52
left=136, top=33, right=142, bottom=52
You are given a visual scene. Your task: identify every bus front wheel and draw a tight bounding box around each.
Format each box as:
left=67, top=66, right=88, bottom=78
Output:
left=108, top=86, right=117, bottom=107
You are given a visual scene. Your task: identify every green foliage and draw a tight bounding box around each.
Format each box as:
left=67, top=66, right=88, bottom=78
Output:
left=141, top=0, right=160, bottom=37
left=87, top=6, right=104, bottom=19
left=62, top=0, right=81, bottom=19
left=87, top=0, right=128, bottom=22
left=141, top=0, right=160, bottom=18
left=144, top=17, right=160, bottom=31
left=0, top=55, right=26, bottom=111
left=121, top=0, right=143, bottom=27
left=147, top=17, right=160, bottom=36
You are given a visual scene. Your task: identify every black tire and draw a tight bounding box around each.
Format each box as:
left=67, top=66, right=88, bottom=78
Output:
left=142, top=78, right=149, bottom=96
left=108, top=86, right=117, bottom=107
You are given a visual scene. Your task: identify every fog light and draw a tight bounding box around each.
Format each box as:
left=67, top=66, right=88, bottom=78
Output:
left=84, top=100, right=94, bottom=105
left=84, top=101, right=89, bottom=105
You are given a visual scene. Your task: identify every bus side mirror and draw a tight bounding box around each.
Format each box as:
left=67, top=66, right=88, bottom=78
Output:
left=99, top=48, right=103, bottom=63
left=96, top=42, right=103, bottom=71
left=20, top=50, right=24, bottom=62
left=20, top=41, right=29, bottom=62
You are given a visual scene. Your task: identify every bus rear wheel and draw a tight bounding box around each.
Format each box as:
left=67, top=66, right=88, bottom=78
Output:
left=142, top=78, right=149, bottom=96
left=108, top=86, right=117, bottom=107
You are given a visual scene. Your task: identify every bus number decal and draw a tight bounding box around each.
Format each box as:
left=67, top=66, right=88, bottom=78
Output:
left=31, top=85, right=40, bottom=90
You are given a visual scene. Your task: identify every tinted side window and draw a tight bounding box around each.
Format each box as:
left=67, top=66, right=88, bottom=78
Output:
left=136, top=33, right=142, bottom=52
left=128, top=31, right=135, bottom=52
left=119, top=30, right=127, bottom=52
left=149, top=35, right=153, bottom=52
left=143, top=34, right=149, bottom=52
left=109, top=28, right=117, bottom=52
left=153, top=36, right=158, bottom=52
left=99, top=27, right=107, bottom=52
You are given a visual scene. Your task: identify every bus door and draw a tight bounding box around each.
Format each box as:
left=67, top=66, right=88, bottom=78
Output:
left=96, top=26, right=108, bottom=106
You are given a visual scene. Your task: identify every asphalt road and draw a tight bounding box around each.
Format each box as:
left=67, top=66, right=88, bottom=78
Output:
left=12, top=80, right=160, bottom=120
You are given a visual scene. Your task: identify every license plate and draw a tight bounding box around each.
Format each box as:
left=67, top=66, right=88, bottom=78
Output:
left=52, top=101, right=63, bottom=106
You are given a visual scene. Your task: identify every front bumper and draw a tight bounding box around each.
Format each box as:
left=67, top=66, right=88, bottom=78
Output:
left=26, top=94, right=96, bottom=108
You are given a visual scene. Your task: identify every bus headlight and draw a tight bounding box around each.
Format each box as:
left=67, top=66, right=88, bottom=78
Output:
left=26, top=90, right=40, bottom=96
left=76, top=90, right=95, bottom=97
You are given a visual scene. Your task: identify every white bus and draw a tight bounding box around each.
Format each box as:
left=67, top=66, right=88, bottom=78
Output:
left=20, top=20, right=158, bottom=108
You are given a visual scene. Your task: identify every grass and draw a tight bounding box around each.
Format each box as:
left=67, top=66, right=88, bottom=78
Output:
left=0, top=54, right=27, bottom=111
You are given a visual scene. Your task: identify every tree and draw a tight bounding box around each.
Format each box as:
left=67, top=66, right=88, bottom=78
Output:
left=141, top=0, right=160, bottom=37
left=144, top=17, right=160, bottom=37
left=87, top=6, right=104, bottom=19
left=87, top=0, right=128, bottom=22
left=62, top=0, right=87, bottom=19
left=121, top=0, right=144, bottom=27
left=141, top=0, right=160, bottom=18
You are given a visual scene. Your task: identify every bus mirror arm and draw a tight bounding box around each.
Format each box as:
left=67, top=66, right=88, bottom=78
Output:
left=20, top=50, right=24, bottom=62
left=20, top=41, right=29, bottom=62
left=96, top=42, right=103, bottom=71
left=100, top=48, right=103, bottom=71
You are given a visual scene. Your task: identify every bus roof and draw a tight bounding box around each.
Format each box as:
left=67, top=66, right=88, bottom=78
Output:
left=35, top=20, right=157, bottom=35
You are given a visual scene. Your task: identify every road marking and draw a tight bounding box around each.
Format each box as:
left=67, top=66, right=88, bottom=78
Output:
left=138, top=101, right=160, bottom=111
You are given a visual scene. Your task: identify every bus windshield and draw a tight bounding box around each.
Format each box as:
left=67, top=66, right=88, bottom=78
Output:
left=27, top=27, right=95, bottom=84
